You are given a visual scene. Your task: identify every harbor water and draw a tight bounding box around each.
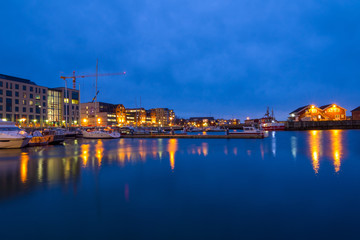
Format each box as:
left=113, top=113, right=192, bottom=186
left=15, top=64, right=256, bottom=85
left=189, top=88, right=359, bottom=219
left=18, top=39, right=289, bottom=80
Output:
left=1, top=130, right=360, bottom=239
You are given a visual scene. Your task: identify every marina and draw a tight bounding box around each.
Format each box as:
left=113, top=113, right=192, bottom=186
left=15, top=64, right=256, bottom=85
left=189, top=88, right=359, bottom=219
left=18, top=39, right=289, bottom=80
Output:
left=1, top=1, right=359, bottom=239
left=1, top=130, right=359, bottom=239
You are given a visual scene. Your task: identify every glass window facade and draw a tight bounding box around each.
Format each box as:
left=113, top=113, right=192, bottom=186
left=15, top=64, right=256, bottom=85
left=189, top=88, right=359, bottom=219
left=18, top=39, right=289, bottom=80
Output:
left=47, top=89, right=62, bottom=124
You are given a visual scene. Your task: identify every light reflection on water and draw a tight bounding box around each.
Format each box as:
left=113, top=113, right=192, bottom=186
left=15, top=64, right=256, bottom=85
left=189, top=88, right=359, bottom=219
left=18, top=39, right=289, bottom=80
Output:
left=307, top=130, right=345, bottom=174
left=0, top=130, right=349, bottom=199
left=309, top=130, right=321, bottom=174
left=1, top=130, right=359, bottom=239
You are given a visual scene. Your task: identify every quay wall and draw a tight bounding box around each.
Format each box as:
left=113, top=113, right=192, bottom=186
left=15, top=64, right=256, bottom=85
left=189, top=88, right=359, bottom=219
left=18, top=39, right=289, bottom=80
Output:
left=286, top=120, right=360, bottom=130
left=121, top=134, right=264, bottom=139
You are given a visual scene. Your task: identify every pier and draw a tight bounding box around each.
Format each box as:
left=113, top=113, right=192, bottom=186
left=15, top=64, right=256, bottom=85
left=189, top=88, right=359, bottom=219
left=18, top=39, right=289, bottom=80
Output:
left=285, top=120, right=360, bottom=130
left=121, top=134, right=265, bottom=139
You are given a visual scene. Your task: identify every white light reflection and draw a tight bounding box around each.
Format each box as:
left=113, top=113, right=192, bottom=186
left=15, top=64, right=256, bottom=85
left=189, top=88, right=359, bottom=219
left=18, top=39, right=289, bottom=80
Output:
left=291, top=136, right=297, bottom=160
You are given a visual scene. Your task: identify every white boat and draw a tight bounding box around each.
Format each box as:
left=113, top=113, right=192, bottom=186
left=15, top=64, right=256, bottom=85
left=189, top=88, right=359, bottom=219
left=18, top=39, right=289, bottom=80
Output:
left=0, top=121, right=31, bottom=148
left=82, top=129, right=120, bottom=139
left=229, top=126, right=269, bottom=139
left=205, top=126, right=225, bottom=132
left=186, top=127, right=204, bottom=132
left=260, top=107, right=285, bottom=131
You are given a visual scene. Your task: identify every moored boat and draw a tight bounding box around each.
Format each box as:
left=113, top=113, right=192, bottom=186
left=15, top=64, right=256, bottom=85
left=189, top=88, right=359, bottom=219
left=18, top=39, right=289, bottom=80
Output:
left=260, top=107, right=285, bottom=131
left=0, top=121, right=31, bottom=148
left=261, top=122, right=285, bottom=131
left=229, top=126, right=268, bottom=139
left=205, top=126, right=225, bottom=132
left=42, top=129, right=65, bottom=145
left=28, top=131, right=52, bottom=147
left=82, top=129, right=120, bottom=139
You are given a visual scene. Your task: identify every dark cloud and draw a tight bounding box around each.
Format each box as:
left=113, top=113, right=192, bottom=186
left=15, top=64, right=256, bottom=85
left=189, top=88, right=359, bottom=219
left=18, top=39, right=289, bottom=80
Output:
left=1, top=0, right=359, bottom=120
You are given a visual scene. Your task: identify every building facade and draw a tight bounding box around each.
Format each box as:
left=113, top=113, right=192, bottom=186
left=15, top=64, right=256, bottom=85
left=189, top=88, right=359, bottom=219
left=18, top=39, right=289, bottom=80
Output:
left=289, top=104, right=347, bottom=121
left=80, top=102, right=117, bottom=126
left=47, top=89, right=62, bottom=125
left=351, top=106, right=360, bottom=120
left=188, top=117, right=215, bottom=127
left=47, top=88, right=80, bottom=126
left=319, top=104, right=346, bottom=121
left=116, top=104, right=126, bottom=125
left=0, top=74, right=81, bottom=127
left=0, top=74, right=48, bottom=126
left=125, top=108, right=146, bottom=126
left=55, top=87, right=80, bottom=126
left=149, top=108, right=175, bottom=126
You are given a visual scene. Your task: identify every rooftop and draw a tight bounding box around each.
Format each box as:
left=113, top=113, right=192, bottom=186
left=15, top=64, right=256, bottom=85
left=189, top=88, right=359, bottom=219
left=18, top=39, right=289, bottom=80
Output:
left=319, top=104, right=346, bottom=110
left=0, top=74, right=37, bottom=85
left=289, top=105, right=311, bottom=114
left=351, top=106, right=360, bottom=112
left=189, top=117, right=215, bottom=121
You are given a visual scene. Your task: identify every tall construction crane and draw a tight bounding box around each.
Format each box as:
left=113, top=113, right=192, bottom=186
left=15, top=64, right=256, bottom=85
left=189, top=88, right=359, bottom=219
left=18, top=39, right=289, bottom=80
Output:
left=60, top=66, right=126, bottom=128
left=60, top=71, right=126, bottom=89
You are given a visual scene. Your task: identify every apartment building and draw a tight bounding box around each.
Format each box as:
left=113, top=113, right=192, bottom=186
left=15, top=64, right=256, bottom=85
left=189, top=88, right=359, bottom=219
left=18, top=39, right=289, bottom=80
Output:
left=0, top=74, right=48, bottom=126
left=0, top=74, right=80, bottom=127
left=80, top=102, right=117, bottom=126
left=149, top=108, right=175, bottom=126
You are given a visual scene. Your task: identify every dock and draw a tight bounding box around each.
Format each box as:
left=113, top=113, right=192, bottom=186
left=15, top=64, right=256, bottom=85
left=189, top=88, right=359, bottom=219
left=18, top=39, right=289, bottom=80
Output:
left=286, top=120, right=360, bottom=130
left=121, top=134, right=264, bottom=139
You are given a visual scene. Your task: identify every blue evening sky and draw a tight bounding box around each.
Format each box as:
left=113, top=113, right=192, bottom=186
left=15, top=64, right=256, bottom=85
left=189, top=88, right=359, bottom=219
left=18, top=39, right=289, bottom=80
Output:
left=1, top=0, right=359, bottom=120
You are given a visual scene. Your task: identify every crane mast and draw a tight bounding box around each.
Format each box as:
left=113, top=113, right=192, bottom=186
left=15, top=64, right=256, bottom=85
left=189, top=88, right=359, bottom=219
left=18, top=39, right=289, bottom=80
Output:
left=60, top=67, right=126, bottom=127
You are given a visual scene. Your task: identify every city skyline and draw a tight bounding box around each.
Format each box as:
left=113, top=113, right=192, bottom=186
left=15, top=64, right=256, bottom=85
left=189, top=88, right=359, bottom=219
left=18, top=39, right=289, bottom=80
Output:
left=1, top=1, right=359, bottom=120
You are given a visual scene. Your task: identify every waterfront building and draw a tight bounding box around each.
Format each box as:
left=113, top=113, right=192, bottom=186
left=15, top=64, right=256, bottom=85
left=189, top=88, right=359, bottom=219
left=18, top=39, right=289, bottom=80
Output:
left=289, top=104, right=347, bottom=121
left=319, top=104, right=346, bottom=121
left=188, top=117, right=215, bottom=127
left=289, top=105, right=324, bottom=121
left=174, top=118, right=187, bottom=126
left=47, top=89, right=62, bottom=126
left=351, top=106, right=360, bottom=120
left=0, top=74, right=48, bottom=126
left=218, top=118, right=241, bottom=126
left=115, top=104, right=126, bottom=125
left=0, top=74, right=80, bottom=127
left=149, top=108, right=175, bottom=126
left=146, top=110, right=153, bottom=125
left=125, top=108, right=146, bottom=126
left=49, top=87, right=80, bottom=126
left=80, top=102, right=117, bottom=126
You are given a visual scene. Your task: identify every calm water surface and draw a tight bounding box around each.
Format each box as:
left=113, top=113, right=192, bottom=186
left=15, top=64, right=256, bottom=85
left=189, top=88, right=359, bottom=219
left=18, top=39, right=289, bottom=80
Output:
left=1, top=130, right=360, bottom=239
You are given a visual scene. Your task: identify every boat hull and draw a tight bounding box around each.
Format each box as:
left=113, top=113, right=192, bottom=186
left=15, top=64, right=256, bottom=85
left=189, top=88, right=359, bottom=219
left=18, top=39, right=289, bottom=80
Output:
left=82, top=131, right=120, bottom=139
left=48, top=135, right=65, bottom=145
left=28, top=135, right=52, bottom=147
left=0, top=137, right=30, bottom=149
left=228, top=132, right=267, bottom=139
left=261, top=123, right=285, bottom=131
left=261, top=125, right=285, bottom=131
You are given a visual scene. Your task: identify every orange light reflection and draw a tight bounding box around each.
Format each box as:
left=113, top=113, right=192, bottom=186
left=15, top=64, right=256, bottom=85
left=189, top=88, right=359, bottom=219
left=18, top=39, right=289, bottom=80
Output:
left=80, top=144, right=90, bottom=167
left=95, top=140, right=104, bottom=167
left=331, top=130, right=343, bottom=173
left=168, top=139, right=178, bottom=171
left=309, top=130, right=321, bottom=174
left=20, top=152, right=29, bottom=183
